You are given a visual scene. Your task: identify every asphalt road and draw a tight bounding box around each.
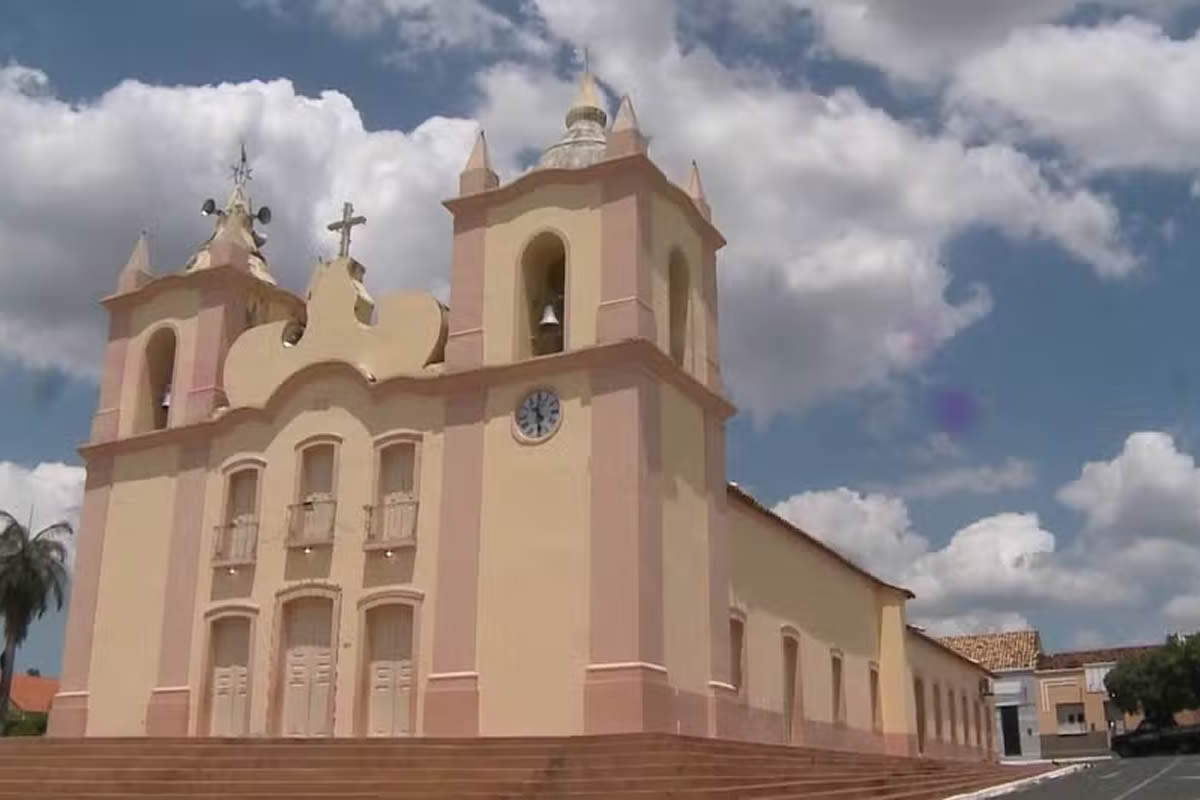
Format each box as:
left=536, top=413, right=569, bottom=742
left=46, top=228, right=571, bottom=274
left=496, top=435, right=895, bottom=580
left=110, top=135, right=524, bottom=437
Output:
left=1006, top=755, right=1200, bottom=800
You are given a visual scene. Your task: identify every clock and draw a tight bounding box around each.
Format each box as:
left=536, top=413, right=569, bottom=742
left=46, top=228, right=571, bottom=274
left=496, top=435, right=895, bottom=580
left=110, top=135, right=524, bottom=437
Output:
left=514, top=388, right=562, bottom=442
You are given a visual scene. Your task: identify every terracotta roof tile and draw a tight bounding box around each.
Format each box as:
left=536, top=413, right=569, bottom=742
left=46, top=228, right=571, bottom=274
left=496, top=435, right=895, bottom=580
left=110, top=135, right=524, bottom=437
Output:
left=938, top=630, right=1042, bottom=671
left=1038, top=645, right=1158, bottom=671
left=10, top=675, right=58, bottom=714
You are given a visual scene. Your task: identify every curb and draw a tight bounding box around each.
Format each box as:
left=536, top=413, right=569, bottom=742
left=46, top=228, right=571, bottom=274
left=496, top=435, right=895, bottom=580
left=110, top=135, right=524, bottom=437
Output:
left=941, top=762, right=1092, bottom=800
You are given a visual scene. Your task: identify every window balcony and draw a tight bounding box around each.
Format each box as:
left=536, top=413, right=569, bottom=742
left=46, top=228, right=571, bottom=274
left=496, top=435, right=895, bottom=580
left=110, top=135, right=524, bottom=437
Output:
left=286, top=499, right=337, bottom=548
left=213, top=519, right=259, bottom=567
left=363, top=497, right=418, bottom=551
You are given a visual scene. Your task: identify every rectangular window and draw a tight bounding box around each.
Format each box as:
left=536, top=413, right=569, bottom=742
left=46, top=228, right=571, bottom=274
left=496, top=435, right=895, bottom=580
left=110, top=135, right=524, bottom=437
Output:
left=369, top=441, right=419, bottom=546
left=831, top=652, right=844, bottom=724
left=1057, top=702, right=1087, bottom=735
left=962, top=694, right=969, bottom=746
left=729, top=617, right=745, bottom=692
left=974, top=701, right=982, bottom=748
left=869, top=666, right=881, bottom=731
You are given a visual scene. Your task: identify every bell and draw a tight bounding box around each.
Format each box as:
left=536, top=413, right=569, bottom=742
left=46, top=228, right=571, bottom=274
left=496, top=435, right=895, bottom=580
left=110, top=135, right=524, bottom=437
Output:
left=160, top=384, right=172, bottom=410
left=538, top=301, right=561, bottom=329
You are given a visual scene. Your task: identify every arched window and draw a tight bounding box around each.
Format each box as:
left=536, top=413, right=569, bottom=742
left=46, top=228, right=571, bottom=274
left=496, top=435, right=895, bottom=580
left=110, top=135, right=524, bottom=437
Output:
left=136, top=327, right=177, bottom=433
left=668, top=250, right=689, bottom=367
left=519, top=232, right=566, bottom=358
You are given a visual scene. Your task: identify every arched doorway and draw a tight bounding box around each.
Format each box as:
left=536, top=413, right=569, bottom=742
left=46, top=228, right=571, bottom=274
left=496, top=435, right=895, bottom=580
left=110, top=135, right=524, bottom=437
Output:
left=207, top=616, right=251, bottom=736
left=278, top=596, right=334, bottom=737
left=364, top=604, right=415, bottom=736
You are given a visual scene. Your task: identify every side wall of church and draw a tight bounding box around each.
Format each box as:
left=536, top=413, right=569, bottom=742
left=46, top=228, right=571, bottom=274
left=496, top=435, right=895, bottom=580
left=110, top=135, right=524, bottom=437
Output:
left=906, top=632, right=994, bottom=761
left=475, top=371, right=593, bottom=736
left=727, top=500, right=886, bottom=750
left=186, top=374, right=445, bottom=737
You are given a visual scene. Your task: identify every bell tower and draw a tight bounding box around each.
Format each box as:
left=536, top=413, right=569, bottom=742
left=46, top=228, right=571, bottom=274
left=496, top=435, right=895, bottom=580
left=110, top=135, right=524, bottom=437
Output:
left=52, top=156, right=305, bottom=737
left=427, top=66, right=737, bottom=738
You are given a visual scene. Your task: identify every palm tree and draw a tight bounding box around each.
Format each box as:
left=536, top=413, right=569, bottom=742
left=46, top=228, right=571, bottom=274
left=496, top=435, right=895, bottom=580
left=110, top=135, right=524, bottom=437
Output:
left=0, top=511, right=71, bottom=728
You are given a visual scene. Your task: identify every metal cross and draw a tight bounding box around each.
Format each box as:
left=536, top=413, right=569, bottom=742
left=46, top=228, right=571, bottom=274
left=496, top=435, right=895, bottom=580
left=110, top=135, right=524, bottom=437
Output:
left=230, top=142, right=253, bottom=188
left=326, top=202, right=366, bottom=258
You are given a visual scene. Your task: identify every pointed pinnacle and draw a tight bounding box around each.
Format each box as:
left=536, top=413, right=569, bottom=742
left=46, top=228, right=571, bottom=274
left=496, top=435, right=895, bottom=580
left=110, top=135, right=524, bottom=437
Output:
left=687, top=161, right=706, bottom=201
left=123, top=232, right=151, bottom=275
left=612, top=95, right=639, bottom=133
left=463, top=129, right=493, bottom=173
left=572, top=69, right=602, bottom=113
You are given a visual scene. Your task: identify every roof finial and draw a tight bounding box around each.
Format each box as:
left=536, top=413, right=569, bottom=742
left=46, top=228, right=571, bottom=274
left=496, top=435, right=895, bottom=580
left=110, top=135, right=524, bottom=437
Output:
left=460, top=129, right=499, bottom=195
left=687, top=161, right=712, bottom=221
left=231, top=142, right=253, bottom=188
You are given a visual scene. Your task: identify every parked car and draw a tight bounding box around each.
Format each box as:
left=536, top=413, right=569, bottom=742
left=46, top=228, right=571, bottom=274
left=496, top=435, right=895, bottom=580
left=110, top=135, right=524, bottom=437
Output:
left=1112, top=718, right=1200, bottom=756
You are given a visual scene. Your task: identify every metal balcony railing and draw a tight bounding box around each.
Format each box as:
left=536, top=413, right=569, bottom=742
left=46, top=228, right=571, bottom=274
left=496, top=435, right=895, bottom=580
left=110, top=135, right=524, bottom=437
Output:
left=213, top=519, right=259, bottom=566
left=363, top=497, right=418, bottom=550
left=286, top=498, right=337, bottom=547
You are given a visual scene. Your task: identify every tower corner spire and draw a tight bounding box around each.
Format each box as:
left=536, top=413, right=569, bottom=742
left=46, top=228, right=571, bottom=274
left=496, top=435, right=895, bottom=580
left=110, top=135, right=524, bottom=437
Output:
left=116, top=231, right=153, bottom=293
left=459, top=129, right=500, bottom=195
left=606, top=94, right=647, bottom=159
left=686, top=160, right=711, bottom=221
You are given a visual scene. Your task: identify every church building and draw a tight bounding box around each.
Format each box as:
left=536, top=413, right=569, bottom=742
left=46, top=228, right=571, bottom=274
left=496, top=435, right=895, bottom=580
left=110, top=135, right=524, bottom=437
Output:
left=48, top=70, right=994, bottom=760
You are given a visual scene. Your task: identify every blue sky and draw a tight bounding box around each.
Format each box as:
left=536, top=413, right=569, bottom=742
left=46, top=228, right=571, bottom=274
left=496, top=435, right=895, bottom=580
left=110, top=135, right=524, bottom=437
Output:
left=5, top=0, right=1200, bottom=673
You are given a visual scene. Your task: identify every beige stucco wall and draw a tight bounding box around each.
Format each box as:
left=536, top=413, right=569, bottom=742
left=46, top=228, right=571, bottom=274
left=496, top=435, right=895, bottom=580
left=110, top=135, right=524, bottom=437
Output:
left=728, top=501, right=881, bottom=732
left=87, top=445, right=180, bottom=735
left=188, top=374, right=444, bottom=736
left=475, top=371, right=592, bottom=735
left=660, top=382, right=712, bottom=702
left=907, top=632, right=991, bottom=755
left=482, top=183, right=603, bottom=365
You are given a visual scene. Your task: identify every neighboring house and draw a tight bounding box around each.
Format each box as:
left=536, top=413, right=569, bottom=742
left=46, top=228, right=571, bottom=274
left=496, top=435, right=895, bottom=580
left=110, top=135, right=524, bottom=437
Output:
left=940, top=631, right=1042, bottom=761
left=10, top=674, right=58, bottom=720
left=1034, top=646, right=1157, bottom=758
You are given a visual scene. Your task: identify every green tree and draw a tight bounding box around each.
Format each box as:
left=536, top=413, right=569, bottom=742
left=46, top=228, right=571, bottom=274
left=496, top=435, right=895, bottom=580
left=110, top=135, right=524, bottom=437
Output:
left=1105, top=635, right=1197, bottom=726
left=0, top=511, right=71, bottom=727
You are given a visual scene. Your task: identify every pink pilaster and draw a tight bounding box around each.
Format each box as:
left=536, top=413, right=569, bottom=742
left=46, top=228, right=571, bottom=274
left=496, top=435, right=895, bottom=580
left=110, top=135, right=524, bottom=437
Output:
left=146, top=441, right=211, bottom=736
left=90, top=313, right=131, bottom=443
left=704, top=415, right=736, bottom=736
left=597, top=169, right=656, bottom=343
left=185, top=287, right=237, bottom=424
left=445, top=208, right=488, bottom=370
left=47, top=456, right=115, bottom=737
left=700, top=248, right=722, bottom=393
left=585, top=364, right=671, bottom=733
left=424, top=391, right=486, bottom=735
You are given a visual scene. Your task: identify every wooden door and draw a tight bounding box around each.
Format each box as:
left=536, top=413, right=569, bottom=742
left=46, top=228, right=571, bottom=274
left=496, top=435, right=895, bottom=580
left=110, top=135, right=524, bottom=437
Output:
left=209, top=617, right=250, bottom=736
left=280, top=597, right=334, bottom=737
left=366, top=604, right=414, bottom=736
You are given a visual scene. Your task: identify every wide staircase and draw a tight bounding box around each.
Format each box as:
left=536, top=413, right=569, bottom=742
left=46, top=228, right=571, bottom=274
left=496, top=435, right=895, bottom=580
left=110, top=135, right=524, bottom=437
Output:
left=0, top=733, right=1052, bottom=799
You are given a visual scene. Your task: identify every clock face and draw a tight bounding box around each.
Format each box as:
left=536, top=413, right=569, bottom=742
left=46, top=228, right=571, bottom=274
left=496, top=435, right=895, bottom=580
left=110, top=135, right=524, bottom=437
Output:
left=514, top=389, right=561, bottom=441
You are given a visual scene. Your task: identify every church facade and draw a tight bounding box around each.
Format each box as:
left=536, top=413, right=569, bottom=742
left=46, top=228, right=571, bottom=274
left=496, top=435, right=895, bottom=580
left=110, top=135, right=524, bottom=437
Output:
left=48, top=72, right=994, bottom=760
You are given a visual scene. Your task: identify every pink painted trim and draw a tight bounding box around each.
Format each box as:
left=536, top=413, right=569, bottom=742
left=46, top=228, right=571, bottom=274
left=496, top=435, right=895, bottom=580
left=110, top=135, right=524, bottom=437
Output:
left=443, top=153, right=725, bottom=250
left=80, top=340, right=737, bottom=461
left=91, top=312, right=132, bottom=444
left=445, top=208, right=487, bottom=370
left=699, top=248, right=722, bottom=393
left=586, top=366, right=665, bottom=735
left=598, top=171, right=656, bottom=342
left=425, top=391, right=485, bottom=735
left=47, top=456, right=116, bottom=737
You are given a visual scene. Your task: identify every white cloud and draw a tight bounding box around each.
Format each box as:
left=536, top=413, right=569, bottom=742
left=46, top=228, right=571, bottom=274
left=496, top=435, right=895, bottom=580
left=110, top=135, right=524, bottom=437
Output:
left=757, top=0, right=1194, bottom=84
left=1057, top=431, right=1200, bottom=542
left=0, top=462, right=86, bottom=567
left=949, top=17, right=1200, bottom=173
left=772, top=488, right=930, bottom=569
left=915, top=610, right=1033, bottom=638
left=881, top=457, right=1036, bottom=499
left=0, top=0, right=1136, bottom=425
left=0, top=66, right=478, bottom=377
left=1165, top=593, right=1200, bottom=626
